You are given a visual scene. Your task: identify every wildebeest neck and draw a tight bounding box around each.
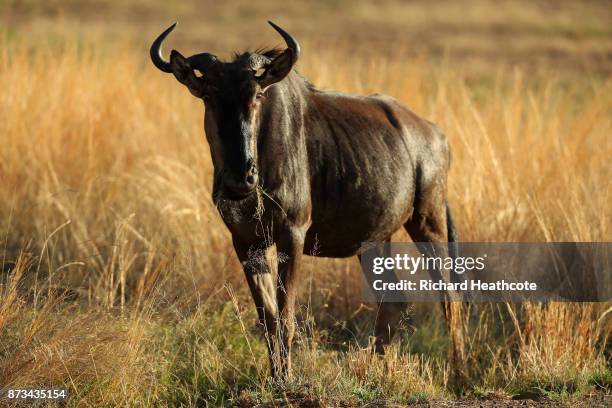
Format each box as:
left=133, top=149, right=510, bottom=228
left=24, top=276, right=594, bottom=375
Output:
left=255, top=71, right=312, bottom=192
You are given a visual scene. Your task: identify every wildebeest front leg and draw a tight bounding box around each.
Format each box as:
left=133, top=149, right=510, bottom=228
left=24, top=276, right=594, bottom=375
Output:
left=232, top=239, right=280, bottom=377
left=274, top=228, right=305, bottom=380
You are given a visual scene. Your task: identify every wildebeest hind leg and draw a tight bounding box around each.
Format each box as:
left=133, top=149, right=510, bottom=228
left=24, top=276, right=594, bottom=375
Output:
left=403, top=183, right=468, bottom=386
left=373, top=302, right=409, bottom=354
left=360, top=239, right=410, bottom=354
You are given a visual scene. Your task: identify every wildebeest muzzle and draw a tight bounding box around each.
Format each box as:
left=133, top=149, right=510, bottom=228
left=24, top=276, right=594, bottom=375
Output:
left=222, top=160, right=258, bottom=199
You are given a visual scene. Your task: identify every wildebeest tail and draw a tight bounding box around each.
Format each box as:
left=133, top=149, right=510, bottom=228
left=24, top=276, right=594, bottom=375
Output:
left=446, top=202, right=458, bottom=244
left=446, top=202, right=460, bottom=283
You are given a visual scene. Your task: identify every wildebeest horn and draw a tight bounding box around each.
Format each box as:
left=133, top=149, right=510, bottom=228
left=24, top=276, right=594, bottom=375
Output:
left=268, top=21, right=300, bottom=63
left=151, top=23, right=218, bottom=75
left=150, top=22, right=177, bottom=73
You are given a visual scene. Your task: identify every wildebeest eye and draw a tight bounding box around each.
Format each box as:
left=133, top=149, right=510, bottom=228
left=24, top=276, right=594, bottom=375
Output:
left=255, top=91, right=266, bottom=100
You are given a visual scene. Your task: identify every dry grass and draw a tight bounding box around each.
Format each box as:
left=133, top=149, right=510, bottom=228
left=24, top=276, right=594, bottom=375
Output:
left=0, top=5, right=611, bottom=405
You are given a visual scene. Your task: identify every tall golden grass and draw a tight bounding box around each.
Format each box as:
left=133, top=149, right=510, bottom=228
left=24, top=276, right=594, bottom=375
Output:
left=0, top=32, right=610, bottom=405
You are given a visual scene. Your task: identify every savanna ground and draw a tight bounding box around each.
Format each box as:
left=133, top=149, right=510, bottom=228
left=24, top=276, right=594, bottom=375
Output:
left=0, top=0, right=611, bottom=406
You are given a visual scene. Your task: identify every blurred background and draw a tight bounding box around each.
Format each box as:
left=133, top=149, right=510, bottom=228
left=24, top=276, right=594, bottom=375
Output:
left=3, top=0, right=611, bottom=75
left=0, top=1, right=610, bottom=406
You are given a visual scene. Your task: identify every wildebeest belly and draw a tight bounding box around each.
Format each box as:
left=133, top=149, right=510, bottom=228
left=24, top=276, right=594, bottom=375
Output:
left=303, top=160, right=416, bottom=258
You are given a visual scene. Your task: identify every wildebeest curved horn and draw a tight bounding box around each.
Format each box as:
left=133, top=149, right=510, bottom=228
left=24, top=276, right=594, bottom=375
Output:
left=150, top=22, right=177, bottom=73
left=268, top=21, right=300, bottom=63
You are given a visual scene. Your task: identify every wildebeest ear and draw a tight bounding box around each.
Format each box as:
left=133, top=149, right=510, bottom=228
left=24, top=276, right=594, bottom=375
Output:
left=256, top=49, right=295, bottom=90
left=169, top=50, right=203, bottom=96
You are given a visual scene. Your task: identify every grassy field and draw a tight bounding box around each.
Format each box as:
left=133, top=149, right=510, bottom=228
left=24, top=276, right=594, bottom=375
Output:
left=0, top=0, right=611, bottom=406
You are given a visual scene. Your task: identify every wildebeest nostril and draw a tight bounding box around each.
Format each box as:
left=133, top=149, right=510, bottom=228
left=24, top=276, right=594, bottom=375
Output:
left=245, top=163, right=258, bottom=186
left=222, top=166, right=258, bottom=197
left=245, top=165, right=258, bottom=185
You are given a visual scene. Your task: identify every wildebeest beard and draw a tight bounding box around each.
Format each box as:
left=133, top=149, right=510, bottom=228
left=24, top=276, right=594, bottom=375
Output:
left=213, top=189, right=263, bottom=225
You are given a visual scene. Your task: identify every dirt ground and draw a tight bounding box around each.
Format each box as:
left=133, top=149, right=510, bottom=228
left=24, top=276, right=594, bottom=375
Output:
left=250, top=391, right=611, bottom=407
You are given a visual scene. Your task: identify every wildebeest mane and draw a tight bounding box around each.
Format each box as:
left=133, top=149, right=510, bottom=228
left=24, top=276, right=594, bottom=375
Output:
left=232, top=47, right=285, bottom=62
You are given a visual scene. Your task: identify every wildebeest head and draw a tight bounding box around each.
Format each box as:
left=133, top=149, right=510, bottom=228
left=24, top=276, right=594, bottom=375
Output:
left=150, top=22, right=300, bottom=199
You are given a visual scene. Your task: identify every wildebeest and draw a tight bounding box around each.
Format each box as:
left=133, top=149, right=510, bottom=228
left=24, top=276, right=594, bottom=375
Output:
left=150, top=22, right=466, bottom=381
